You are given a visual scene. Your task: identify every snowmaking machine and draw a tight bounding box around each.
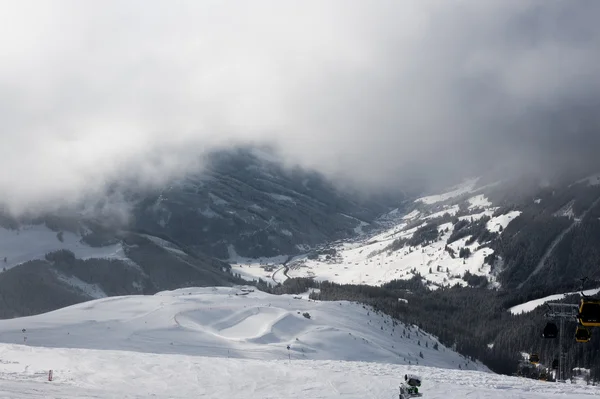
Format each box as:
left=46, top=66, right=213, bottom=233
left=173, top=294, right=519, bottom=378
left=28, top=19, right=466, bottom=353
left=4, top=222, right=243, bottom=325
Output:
left=399, top=374, right=423, bottom=398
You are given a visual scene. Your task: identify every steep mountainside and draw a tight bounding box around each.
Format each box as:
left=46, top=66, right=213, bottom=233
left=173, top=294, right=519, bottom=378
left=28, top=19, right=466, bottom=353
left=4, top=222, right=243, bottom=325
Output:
left=0, top=220, right=241, bottom=318
left=235, top=172, right=600, bottom=298
left=0, top=147, right=404, bottom=319
left=132, top=147, right=405, bottom=259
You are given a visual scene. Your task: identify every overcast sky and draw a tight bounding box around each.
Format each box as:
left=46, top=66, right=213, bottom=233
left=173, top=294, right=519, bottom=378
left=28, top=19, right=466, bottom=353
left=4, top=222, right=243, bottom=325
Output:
left=1, top=0, right=600, bottom=214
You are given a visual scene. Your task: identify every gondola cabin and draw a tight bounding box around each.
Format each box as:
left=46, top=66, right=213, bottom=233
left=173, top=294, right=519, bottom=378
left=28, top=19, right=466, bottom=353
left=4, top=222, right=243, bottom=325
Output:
left=578, top=298, right=600, bottom=327
left=529, top=353, right=540, bottom=364
left=542, top=322, right=558, bottom=339
left=575, top=326, right=591, bottom=343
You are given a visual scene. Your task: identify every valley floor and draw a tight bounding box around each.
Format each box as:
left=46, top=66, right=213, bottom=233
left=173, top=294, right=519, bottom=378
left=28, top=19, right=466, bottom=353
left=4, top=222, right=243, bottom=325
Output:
left=0, top=344, right=597, bottom=398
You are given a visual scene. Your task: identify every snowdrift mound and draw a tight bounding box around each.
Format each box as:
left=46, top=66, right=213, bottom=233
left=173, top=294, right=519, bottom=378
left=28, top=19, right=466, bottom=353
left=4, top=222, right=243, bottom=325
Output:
left=0, top=286, right=486, bottom=371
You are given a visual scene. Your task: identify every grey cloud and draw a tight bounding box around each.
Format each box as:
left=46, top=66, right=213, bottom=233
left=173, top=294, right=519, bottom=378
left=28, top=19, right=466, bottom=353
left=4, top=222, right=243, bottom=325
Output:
left=1, top=0, right=600, bottom=214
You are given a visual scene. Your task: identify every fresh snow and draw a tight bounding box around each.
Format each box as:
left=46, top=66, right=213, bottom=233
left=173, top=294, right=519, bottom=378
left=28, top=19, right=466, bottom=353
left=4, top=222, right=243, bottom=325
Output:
left=509, top=287, right=600, bottom=315
left=487, top=211, right=521, bottom=233
left=424, top=205, right=460, bottom=220
left=229, top=252, right=291, bottom=283
left=0, top=225, right=127, bottom=271
left=233, top=189, right=521, bottom=289
left=468, top=194, right=492, bottom=209
left=339, top=213, right=371, bottom=235
left=283, top=221, right=498, bottom=289
left=53, top=273, right=107, bottom=299
left=402, top=209, right=421, bottom=220
left=0, top=287, right=597, bottom=398
left=554, top=200, right=575, bottom=219
left=416, top=178, right=479, bottom=205
left=140, top=234, right=188, bottom=256
left=2, top=345, right=598, bottom=399
left=0, top=287, right=481, bottom=369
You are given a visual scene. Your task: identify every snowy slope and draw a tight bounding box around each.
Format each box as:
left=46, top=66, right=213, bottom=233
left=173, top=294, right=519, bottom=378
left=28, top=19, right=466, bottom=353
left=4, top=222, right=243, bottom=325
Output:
left=1, top=344, right=599, bottom=399
left=233, top=184, right=521, bottom=289
left=509, top=287, right=600, bottom=315
left=0, top=225, right=127, bottom=270
left=1, top=287, right=598, bottom=398
left=0, top=286, right=482, bottom=371
left=416, top=178, right=480, bottom=204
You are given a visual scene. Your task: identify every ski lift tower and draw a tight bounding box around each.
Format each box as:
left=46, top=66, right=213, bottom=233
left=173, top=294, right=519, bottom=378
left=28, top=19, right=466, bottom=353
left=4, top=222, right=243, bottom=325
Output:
left=544, top=302, right=579, bottom=382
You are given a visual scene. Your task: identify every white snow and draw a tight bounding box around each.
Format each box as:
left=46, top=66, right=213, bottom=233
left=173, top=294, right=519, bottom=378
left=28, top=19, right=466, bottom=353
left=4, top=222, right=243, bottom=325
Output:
left=0, top=224, right=127, bottom=271
left=267, top=193, right=296, bottom=203
left=340, top=213, right=371, bottom=235
left=0, top=287, right=597, bottom=398
left=230, top=253, right=290, bottom=282
left=575, top=172, right=600, bottom=187
left=468, top=194, right=492, bottom=209
left=236, top=201, right=520, bottom=289
left=2, top=344, right=598, bottom=399
left=208, top=193, right=229, bottom=205
left=228, top=183, right=519, bottom=290
left=424, top=205, right=459, bottom=220
left=140, top=234, right=187, bottom=256
left=554, top=200, right=575, bottom=219
left=54, top=273, right=107, bottom=299
left=403, top=209, right=421, bottom=220
left=0, top=287, right=480, bottom=370
left=509, top=287, right=600, bottom=315
left=459, top=210, right=495, bottom=222
left=284, top=220, right=498, bottom=288
left=487, top=211, right=521, bottom=233
left=353, top=220, right=370, bottom=235
left=416, top=178, right=479, bottom=204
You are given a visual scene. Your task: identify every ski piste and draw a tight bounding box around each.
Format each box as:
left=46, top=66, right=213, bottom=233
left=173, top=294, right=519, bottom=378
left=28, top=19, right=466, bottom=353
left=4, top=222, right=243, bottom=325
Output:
left=399, top=374, right=423, bottom=398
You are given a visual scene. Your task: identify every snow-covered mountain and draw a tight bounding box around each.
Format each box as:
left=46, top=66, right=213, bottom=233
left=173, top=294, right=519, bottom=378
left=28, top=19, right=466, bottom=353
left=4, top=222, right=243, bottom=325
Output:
left=0, top=146, right=406, bottom=318
left=0, top=287, right=597, bottom=398
left=0, top=221, right=240, bottom=318
left=132, top=147, right=404, bottom=259
left=232, top=178, right=521, bottom=289
left=232, top=171, right=600, bottom=296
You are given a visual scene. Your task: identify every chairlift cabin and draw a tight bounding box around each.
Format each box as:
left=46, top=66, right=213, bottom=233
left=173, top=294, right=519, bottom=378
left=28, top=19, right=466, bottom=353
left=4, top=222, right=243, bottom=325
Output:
left=529, top=353, right=540, bottom=364
left=578, top=298, right=600, bottom=327
left=542, top=322, right=558, bottom=339
left=575, top=326, right=591, bottom=343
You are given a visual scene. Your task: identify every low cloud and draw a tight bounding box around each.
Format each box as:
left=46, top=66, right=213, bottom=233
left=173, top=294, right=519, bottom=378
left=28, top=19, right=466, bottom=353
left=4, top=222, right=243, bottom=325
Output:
left=1, top=0, right=600, bottom=214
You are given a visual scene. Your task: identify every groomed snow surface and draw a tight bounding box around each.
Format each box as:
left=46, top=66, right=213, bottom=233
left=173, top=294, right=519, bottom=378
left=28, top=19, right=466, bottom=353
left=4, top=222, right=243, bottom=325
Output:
left=1, top=287, right=597, bottom=398
left=0, top=287, right=478, bottom=368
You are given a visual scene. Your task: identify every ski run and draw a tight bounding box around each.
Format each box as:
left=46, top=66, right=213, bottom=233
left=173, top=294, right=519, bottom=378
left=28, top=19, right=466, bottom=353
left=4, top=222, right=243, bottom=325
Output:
left=0, top=286, right=597, bottom=398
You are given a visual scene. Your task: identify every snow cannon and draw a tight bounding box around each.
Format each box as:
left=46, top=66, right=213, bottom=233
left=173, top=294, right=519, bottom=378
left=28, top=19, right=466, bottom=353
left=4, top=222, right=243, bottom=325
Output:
left=400, top=374, right=423, bottom=398
left=404, top=374, right=422, bottom=387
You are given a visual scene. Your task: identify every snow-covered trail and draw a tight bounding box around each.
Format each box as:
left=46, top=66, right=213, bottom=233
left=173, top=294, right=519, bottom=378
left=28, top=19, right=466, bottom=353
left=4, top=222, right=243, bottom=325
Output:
left=0, top=344, right=597, bottom=399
